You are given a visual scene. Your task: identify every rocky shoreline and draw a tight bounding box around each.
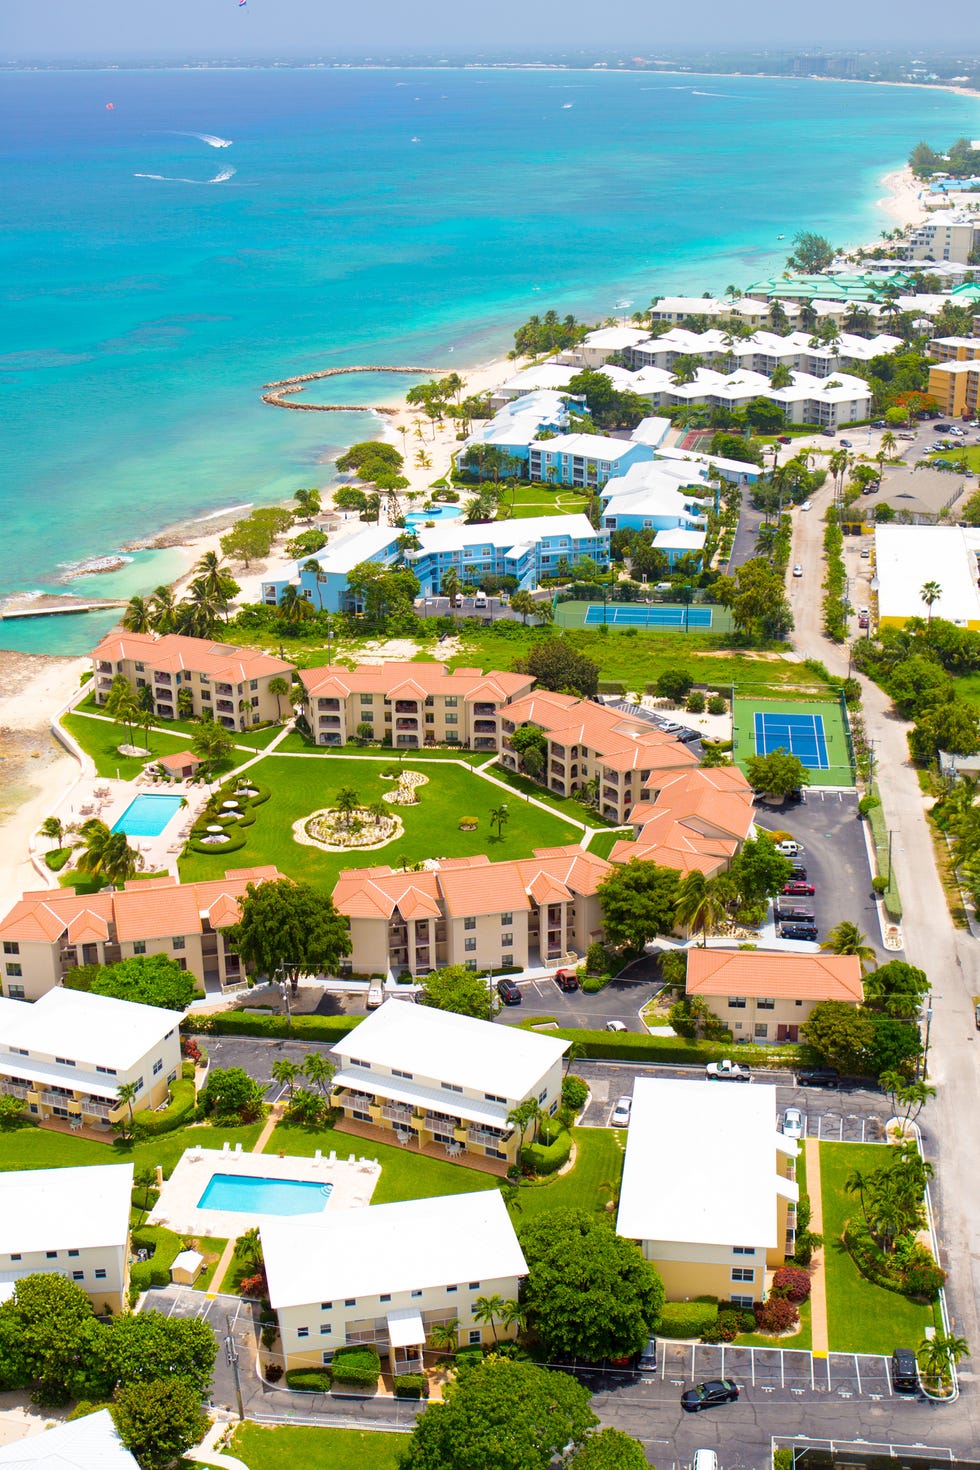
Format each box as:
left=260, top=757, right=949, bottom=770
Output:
left=261, top=363, right=448, bottom=412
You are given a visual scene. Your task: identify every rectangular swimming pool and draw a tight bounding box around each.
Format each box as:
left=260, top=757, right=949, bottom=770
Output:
left=197, top=1173, right=333, bottom=1216
left=111, top=794, right=184, bottom=837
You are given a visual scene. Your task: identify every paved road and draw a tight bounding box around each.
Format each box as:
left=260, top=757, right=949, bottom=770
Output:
left=502, top=969, right=660, bottom=1031
left=789, top=477, right=980, bottom=1442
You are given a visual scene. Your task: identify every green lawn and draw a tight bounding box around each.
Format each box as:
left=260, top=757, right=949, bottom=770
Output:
left=271, top=732, right=482, bottom=762
left=62, top=713, right=192, bottom=780
left=230, top=1423, right=405, bottom=1470
left=514, top=1126, right=625, bottom=1220
left=263, top=1120, right=500, bottom=1204
left=0, top=1119, right=263, bottom=1179
left=178, top=753, right=580, bottom=889
left=494, top=485, right=592, bottom=519
left=232, top=724, right=290, bottom=751
left=819, top=1142, right=938, bottom=1354
left=585, top=829, right=629, bottom=859
left=735, top=1149, right=811, bottom=1350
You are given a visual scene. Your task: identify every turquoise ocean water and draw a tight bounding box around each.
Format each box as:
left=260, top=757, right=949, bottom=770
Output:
left=1, top=66, right=977, bottom=653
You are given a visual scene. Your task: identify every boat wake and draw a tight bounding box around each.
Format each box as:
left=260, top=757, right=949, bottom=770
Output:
left=134, top=166, right=236, bottom=184
left=163, top=130, right=234, bottom=148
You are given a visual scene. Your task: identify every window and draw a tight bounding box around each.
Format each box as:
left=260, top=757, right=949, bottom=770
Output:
left=468, top=1281, right=480, bottom=1289
left=758, top=998, right=775, bottom=1010
left=96, top=1066, right=117, bottom=1076
left=68, top=1249, right=79, bottom=1258
left=173, top=936, right=186, bottom=951
left=320, top=1325, right=332, bottom=1335
left=464, top=938, right=476, bottom=952
left=754, top=1023, right=768, bottom=1039
left=133, top=1076, right=144, bottom=1092
left=380, top=1294, right=391, bottom=1303
left=469, top=1329, right=481, bottom=1345
left=297, top=1327, right=309, bottom=1338
left=321, top=1302, right=333, bottom=1310
left=730, top=1294, right=754, bottom=1309
left=446, top=696, right=457, bottom=708
left=45, top=1251, right=57, bottom=1259
left=484, top=1092, right=505, bottom=1104
left=732, top=1247, right=756, bottom=1256
left=4, top=964, right=22, bottom=978
left=446, top=713, right=457, bottom=725
left=2, top=942, right=18, bottom=956
left=411, top=1290, right=423, bottom=1299
left=322, top=1351, right=334, bottom=1365
left=152, top=1059, right=163, bottom=1075
left=441, top=1082, right=463, bottom=1094
left=72, top=1271, right=84, bottom=1281
left=250, top=680, right=258, bottom=691
left=425, top=713, right=434, bottom=724
left=95, top=1269, right=107, bottom=1280
left=501, top=934, right=513, bottom=947
left=392, top=1068, right=414, bottom=1080
left=500, top=913, right=512, bottom=926
left=361, top=694, right=373, bottom=705
left=795, top=999, right=804, bottom=1007
left=464, top=917, right=476, bottom=931
left=538, top=1088, right=547, bottom=1104
left=6, top=987, right=25, bottom=1001
left=55, top=1057, right=76, bottom=1068
left=345, top=1298, right=356, bottom=1307
left=168, top=1069, right=177, bottom=1083
left=728, top=997, right=746, bottom=1009
left=549, top=1098, right=559, bottom=1115
left=9, top=1255, right=21, bottom=1262
left=447, top=1285, right=458, bottom=1294
left=731, top=1267, right=755, bottom=1283
left=133, top=940, right=146, bottom=956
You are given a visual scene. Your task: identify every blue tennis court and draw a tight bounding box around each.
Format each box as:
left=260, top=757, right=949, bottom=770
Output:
left=583, top=604, right=714, bottom=629
left=753, top=711, right=829, bottom=769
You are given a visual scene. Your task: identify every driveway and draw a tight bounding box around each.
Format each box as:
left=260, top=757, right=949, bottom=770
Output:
left=754, top=788, right=882, bottom=959
left=502, top=969, right=661, bottom=1032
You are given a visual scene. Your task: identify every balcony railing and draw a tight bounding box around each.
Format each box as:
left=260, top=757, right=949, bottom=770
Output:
left=382, top=1103, right=413, bottom=1123
left=82, top=1099, right=113, bottom=1118
left=469, top=1127, right=508, bottom=1147
left=347, top=1090, right=375, bottom=1108
left=38, top=1090, right=75, bottom=1105
left=396, top=718, right=418, bottom=730
left=153, top=672, right=172, bottom=684
left=0, top=1081, right=28, bottom=1098
left=395, top=701, right=419, bottom=713
left=473, top=703, right=497, bottom=716
left=97, top=662, right=113, bottom=674
left=425, top=1111, right=461, bottom=1129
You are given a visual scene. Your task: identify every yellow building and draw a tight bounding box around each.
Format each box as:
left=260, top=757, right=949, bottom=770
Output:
left=686, top=948, right=863, bottom=1045
left=929, top=335, right=980, bottom=364
left=928, top=359, right=980, bottom=419
left=263, top=1190, right=527, bottom=1373
left=617, top=1079, right=798, bottom=1305
left=874, top=524, right=980, bottom=631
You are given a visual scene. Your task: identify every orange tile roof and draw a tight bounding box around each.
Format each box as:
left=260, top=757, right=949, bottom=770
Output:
left=158, top=751, right=201, bottom=772
left=332, top=868, right=444, bottom=921
left=299, top=662, right=534, bottom=702
left=438, top=862, right=530, bottom=918
left=686, top=948, right=864, bottom=1004
left=503, top=691, right=699, bottom=774
left=612, top=766, right=755, bottom=878
left=92, top=632, right=292, bottom=682
left=0, top=870, right=282, bottom=947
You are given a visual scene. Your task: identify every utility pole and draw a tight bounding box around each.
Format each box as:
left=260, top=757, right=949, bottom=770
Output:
left=225, top=1311, right=244, bottom=1420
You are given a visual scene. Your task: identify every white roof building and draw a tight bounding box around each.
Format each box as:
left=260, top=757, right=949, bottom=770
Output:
left=468, top=390, right=579, bottom=446
left=0, top=987, right=182, bottom=1080
left=617, top=1079, right=797, bottom=1251
left=330, top=998, right=568, bottom=1103
left=407, top=512, right=599, bottom=560
left=0, top=1164, right=134, bottom=1256
left=629, top=416, right=673, bottom=447
left=263, top=1189, right=527, bottom=1310
left=874, top=524, right=980, bottom=629
left=490, top=366, right=578, bottom=404
left=0, top=1411, right=140, bottom=1470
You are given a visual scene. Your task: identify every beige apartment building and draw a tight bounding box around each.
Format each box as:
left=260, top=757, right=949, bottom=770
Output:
left=91, top=632, right=294, bottom=732
left=499, top=690, right=700, bottom=822
left=929, top=335, right=980, bottom=364
left=0, top=1164, right=134, bottom=1314
left=611, top=765, right=755, bottom=879
left=0, top=867, right=281, bottom=1001
left=928, top=358, right=980, bottom=419
left=685, top=948, right=864, bottom=1044
left=298, top=662, right=534, bottom=750
left=617, top=1079, right=798, bottom=1305
left=329, top=999, right=568, bottom=1169
left=333, top=845, right=610, bottom=978
left=264, top=1190, right=527, bottom=1373
left=0, top=988, right=181, bottom=1130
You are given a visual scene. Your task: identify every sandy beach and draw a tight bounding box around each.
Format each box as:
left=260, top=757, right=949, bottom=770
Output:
left=875, top=165, right=930, bottom=228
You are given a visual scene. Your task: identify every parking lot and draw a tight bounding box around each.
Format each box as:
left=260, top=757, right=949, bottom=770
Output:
left=656, top=1341, right=899, bottom=1399
left=504, top=969, right=657, bottom=1031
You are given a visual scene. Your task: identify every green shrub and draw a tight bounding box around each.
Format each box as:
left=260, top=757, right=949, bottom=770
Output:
left=581, top=974, right=611, bottom=994
left=331, top=1345, right=381, bottom=1388
left=183, top=1012, right=359, bottom=1042
left=774, top=1449, right=794, bottom=1470
left=561, top=1074, right=589, bottom=1111
left=44, top=847, right=73, bottom=873
left=67, top=1401, right=112, bottom=1421
left=655, top=1300, right=718, bottom=1338
left=285, top=1368, right=333, bottom=1391
left=454, top=1345, right=483, bottom=1369
left=685, top=690, right=706, bottom=714
left=522, top=1126, right=572, bottom=1176
left=394, top=1373, right=428, bottom=1399
left=707, top=695, right=727, bottom=716
left=180, top=1060, right=196, bottom=1081
left=129, top=1078, right=196, bottom=1137
left=585, top=941, right=610, bottom=975
left=655, top=668, right=693, bottom=703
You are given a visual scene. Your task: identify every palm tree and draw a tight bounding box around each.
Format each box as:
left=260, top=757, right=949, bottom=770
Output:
left=271, top=1059, right=301, bottom=1096
left=268, top=676, right=291, bottom=723
left=335, top=788, right=360, bottom=826
left=473, top=1294, right=505, bottom=1345
left=426, top=1318, right=459, bottom=1356
left=489, top=804, right=509, bottom=841
left=819, top=920, right=876, bottom=969
left=294, top=488, right=321, bottom=522
left=149, top=585, right=178, bottom=634
left=498, top=1299, right=525, bottom=1339
left=278, top=585, right=315, bottom=626
left=114, top=1080, right=140, bottom=1136
left=193, top=550, right=236, bottom=613
left=918, top=1332, right=970, bottom=1394
left=844, top=1167, right=870, bottom=1220
left=598, top=1176, right=622, bottom=1213
left=673, top=871, right=726, bottom=947
left=302, top=1052, right=335, bottom=1095
left=920, top=580, right=942, bottom=623
left=237, top=1226, right=265, bottom=1273
left=506, top=1097, right=541, bottom=1157
left=670, top=354, right=704, bottom=387
left=179, top=578, right=224, bottom=639
left=132, top=1167, right=157, bottom=1225
left=75, top=820, right=143, bottom=887
left=176, top=686, right=194, bottom=720
left=121, top=595, right=153, bottom=634
left=769, top=363, right=794, bottom=390
left=38, top=815, right=65, bottom=850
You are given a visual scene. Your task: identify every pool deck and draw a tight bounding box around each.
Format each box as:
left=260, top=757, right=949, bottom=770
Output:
left=148, top=1145, right=381, bottom=1237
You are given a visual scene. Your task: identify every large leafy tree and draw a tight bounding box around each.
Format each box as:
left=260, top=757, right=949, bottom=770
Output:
left=226, top=878, right=351, bottom=979
left=744, top=749, right=810, bottom=799
left=64, top=952, right=195, bottom=1012
left=402, top=1356, right=597, bottom=1470
left=597, top=859, right=679, bottom=951
left=190, top=720, right=235, bottom=775
left=0, top=1275, right=110, bottom=1405
left=801, top=1000, right=875, bottom=1074
left=786, top=231, right=836, bottom=274
left=518, top=1208, right=664, bottom=1361
left=198, top=1066, right=266, bottom=1123
left=729, top=833, right=794, bottom=904
left=417, top=963, right=498, bottom=1021
left=715, top=557, right=793, bottom=639
left=864, top=960, right=930, bottom=1019
left=105, top=1313, right=216, bottom=1398
left=346, top=561, right=420, bottom=629
left=516, top=638, right=599, bottom=699
left=567, top=1429, right=650, bottom=1470
left=112, top=1377, right=209, bottom=1470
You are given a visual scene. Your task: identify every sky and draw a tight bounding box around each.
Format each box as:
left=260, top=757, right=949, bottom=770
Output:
left=0, top=0, right=960, bottom=61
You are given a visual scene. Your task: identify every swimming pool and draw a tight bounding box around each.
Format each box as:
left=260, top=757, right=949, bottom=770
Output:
left=197, top=1173, right=333, bottom=1216
left=405, top=504, right=462, bottom=528
left=110, top=794, right=184, bottom=837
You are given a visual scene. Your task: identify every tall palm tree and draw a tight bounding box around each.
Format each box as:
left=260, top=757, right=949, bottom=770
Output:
left=920, top=580, right=942, bottom=623
left=302, top=1052, right=335, bottom=1095
left=279, top=585, right=315, bottom=626
left=38, top=815, right=65, bottom=850
left=918, top=1332, right=970, bottom=1394
left=670, top=354, right=704, bottom=387
left=237, top=1226, right=265, bottom=1273
left=819, top=920, right=876, bottom=969
left=271, top=1059, right=301, bottom=1096
left=673, top=870, right=726, bottom=947
left=149, top=585, right=178, bottom=634
left=335, top=788, right=360, bottom=826
left=498, top=1299, right=525, bottom=1339
left=506, top=1098, right=541, bottom=1157
left=267, top=676, right=291, bottom=723
left=769, top=363, right=794, bottom=390
left=121, top=596, right=153, bottom=634
left=426, top=1318, right=460, bottom=1356
left=473, top=1294, right=505, bottom=1345
left=489, top=804, right=510, bottom=841
left=75, top=819, right=143, bottom=887
left=844, top=1167, right=870, bottom=1220
left=115, top=1081, right=140, bottom=1136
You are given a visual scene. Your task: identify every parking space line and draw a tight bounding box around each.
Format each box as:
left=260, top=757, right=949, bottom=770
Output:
left=853, top=1354, right=862, bottom=1394
left=780, top=1353, right=784, bottom=1388
left=882, top=1355, right=892, bottom=1396
left=691, top=1344, right=696, bottom=1380
left=810, top=1355, right=815, bottom=1390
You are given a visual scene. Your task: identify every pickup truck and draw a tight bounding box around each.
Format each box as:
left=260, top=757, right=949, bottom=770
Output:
left=705, top=1059, right=751, bottom=1082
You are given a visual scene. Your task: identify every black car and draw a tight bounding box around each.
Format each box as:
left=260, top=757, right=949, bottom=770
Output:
left=496, top=978, right=522, bottom=1006
left=891, top=1349, right=919, bottom=1393
left=797, top=1066, right=840, bottom=1088
left=681, top=1379, right=739, bottom=1412
left=780, top=922, right=818, bottom=940
left=789, top=863, right=808, bottom=879
left=775, top=905, right=815, bottom=923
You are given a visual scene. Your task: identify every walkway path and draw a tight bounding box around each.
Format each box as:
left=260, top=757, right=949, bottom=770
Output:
left=803, top=1136, right=829, bottom=1354
left=208, top=1103, right=284, bottom=1296
left=185, top=1423, right=249, bottom=1470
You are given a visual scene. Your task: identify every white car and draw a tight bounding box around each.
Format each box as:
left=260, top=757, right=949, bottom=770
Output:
left=792, top=564, right=804, bottom=578
left=611, top=1096, right=632, bottom=1127
left=605, top=1020, right=627, bottom=1032
left=782, top=1106, right=805, bottom=1139
left=775, top=840, right=803, bottom=856
left=800, top=501, right=812, bottom=511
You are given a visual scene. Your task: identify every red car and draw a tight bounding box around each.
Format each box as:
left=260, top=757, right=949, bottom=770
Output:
left=554, top=968, right=579, bottom=993
left=783, top=880, right=815, bottom=896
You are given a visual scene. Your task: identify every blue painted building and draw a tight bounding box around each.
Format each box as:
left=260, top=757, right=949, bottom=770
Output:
left=405, top=514, right=609, bottom=595
left=527, top=434, right=655, bottom=490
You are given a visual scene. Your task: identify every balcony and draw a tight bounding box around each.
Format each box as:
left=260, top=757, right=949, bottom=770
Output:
left=318, top=714, right=341, bottom=727
left=215, top=682, right=233, bottom=695
left=473, top=703, right=497, bottom=716
left=81, top=1099, right=113, bottom=1119
left=474, top=737, right=497, bottom=750
left=396, top=718, right=418, bottom=731
left=550, top=761, right=565, bottom=778
left=347, top=1090, right=375, bottom=1108
left=153, top=672, right=172, bottom=684
left=425, top=1111, right=461, bottom=1130
left=38, top=1090, right=75, bottom=1105
left=96, top=662, right=113, bottom=674
left=317, top=698, right=341, bottom=711
left=474, top=719, right=497, bottom=733
left=395, top=701, right=419, bottom=714
left=0, top=1081, right=28, bottom=1098
left=382, top=1103, right=413, bottom=1124
left=216, top=700, right=234, bottom=714
left=470, top=1127, right=508, bottom=1147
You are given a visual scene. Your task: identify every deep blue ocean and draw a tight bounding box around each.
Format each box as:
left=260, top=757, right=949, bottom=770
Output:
left=1, top=66, right=977, bottom=652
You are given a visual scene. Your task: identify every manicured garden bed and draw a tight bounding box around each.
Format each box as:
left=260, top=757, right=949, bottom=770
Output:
left=515, top=1127, right=624, bottom=1220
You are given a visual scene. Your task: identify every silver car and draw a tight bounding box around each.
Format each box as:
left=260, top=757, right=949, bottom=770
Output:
left=611, top=1096, right=632, bottom=1127
left=782, top=1106, right=805, bottom=1139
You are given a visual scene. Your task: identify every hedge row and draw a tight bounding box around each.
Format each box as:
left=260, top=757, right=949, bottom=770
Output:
left=285, top=1368, right=332, bottom=1391
left=548, top=1027, right=800, bottom=1068
left=655, top=1300, right=719, bottom=1338
left=183, top=1012, right=359, bottom=1042
left=130, top=1078, right=196, bottom=1138
left=331, top=1345, right=381, bottom=1388
left=394, top=1373, right=428, bottom=1399
left=522, top=1127, right=573, bottom=1176
left=129, top=1224, right=184, bottom=1296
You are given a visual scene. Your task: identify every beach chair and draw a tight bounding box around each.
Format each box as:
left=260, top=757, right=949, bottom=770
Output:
left=328, top=1150, right=337, bottom=1164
